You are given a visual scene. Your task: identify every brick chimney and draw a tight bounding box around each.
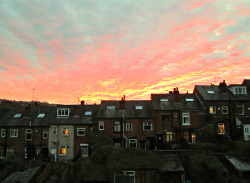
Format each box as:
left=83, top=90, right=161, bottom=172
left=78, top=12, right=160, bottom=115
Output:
left=173, top=87, right=180, bottom=102
left=120, top=95, right=125, bottom=110
left=81, top=101, right=85, bottom=105
left=219, top=80, right=227, bottom=93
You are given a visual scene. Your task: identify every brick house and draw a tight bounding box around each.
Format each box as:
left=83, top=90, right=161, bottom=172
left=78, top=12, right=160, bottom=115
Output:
left=151, top=88, right=206, bottom=149
left=0, top=104, right=52, bottom=159
left=96, top=98, right=156, bottom=149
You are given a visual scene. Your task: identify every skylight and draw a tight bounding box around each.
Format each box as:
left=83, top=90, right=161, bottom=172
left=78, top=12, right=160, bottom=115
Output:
left=186, top=98, right=194, bottom=102
left=85, top=111, right=92, bottom=116
left=207, top=91, right=215, bottom=94
left=135, top=106, right=143, bottom=110
left=107, top=106, right=115, bottom=110
left=160, top=99, right=169, bottom=102
left=37, top=113, right=45, bottom=118
left=14, top=113, right=22, bottom=118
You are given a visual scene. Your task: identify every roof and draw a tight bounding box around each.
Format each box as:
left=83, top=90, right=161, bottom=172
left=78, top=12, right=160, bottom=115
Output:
left=237, top=116, right=250, bottom=125
left=96, top=100, right=155, bottom=119
left=151, top=93, right=204, bottom=111
left=226, top=156, right=250, bottom=172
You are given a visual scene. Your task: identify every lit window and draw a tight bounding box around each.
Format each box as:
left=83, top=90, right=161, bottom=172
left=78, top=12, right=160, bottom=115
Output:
left=218, top=123, right=225, bottom=134
left=135, top=106, right=143, bottom=109
left=10, top=129, right=18, bottom=137
left=114, top=121, right=121, bottom=132
left=80, top=144, right=89, bottom=157
left=37, top=113, right=45, bottom=118
left=182, top=113, right=190, bottom=125
left=143, top=122, right=152, bottom=131
left=14, top=113, right=22, bottom=118
left=166, top=132, right=173, bottom=142
left=237, top=104, right=244, bottom=115
left=126, top=123, right=132, bottom=131
left=43, top=130, right=48, bottom=139
left=25, top=129, right=33, bottom=140
left=207, top=91, right=215, bottom=94
left=0, top=150, right=4, bottom=159
left=85, top=111, right=92, bottom=116
left=129, top=139, right=137, bottom=147
left=53, top=127, right=57, bottom=135
left=77, top=128, right=85, bottom=136
left=185, top=98, right=194, bottom=102
left=191, top=132, right=196, bottom=143
left=59, top=146, right=66, bottom=156
left=1, top=129, right=6, bottom=137
left=99, top=122, right=104, bottom=130
left=221, top=106, right=228, bottom=114
left=57, top=108, right=70, bottom=117
left=62, top=128, right=70, bottom=136
left=160, top=98, right=169, bottom=102
left=107, top=106, right=115, bottom=110
left=210, top=106, right=216, bottom=114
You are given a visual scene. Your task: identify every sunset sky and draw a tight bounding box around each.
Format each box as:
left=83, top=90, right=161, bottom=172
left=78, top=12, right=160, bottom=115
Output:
left=0, top=0, right=249, bottom=104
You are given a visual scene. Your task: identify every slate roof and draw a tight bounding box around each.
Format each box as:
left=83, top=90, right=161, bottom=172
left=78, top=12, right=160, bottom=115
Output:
left=96, top=100, right=155, bottom=119
left=237, top=116, right=250, bottom=124
left=151, top=93, right=204, bottom=111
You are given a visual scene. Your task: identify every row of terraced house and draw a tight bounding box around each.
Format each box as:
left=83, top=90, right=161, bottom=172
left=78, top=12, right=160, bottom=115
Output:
left=0, top=79, right=249, bottom=162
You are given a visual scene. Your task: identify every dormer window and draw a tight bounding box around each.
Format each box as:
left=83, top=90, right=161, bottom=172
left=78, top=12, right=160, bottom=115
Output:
left=85, top=111, right=92, bottom=116
left=14, top=113, right=22, bottom=119
left=207, top=91, right=215, bottom=94
left=135, top=106, right=143, bottom=110
left=185, top=98, right=194, bottom=102
left=235, top=87, right=246, bottom=94
left=37, top=113, right=45, bottom=118
left=107, top=106, right=115, bottom=110
left=160, top=99, right=169, bottom=102
left=57, top=108, right=70, bottom=117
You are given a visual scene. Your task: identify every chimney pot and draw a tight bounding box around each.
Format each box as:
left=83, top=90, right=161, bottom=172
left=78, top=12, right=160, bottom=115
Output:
left=81, top=101, right=85, bottom=105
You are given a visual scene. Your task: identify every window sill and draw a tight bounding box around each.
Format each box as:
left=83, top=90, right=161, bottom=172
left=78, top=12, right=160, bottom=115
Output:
left=182, top=124, right=191, bottom=126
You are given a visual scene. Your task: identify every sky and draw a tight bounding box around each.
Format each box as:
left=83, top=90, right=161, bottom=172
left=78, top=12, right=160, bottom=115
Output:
left=0, top=0, right=249, bottom=104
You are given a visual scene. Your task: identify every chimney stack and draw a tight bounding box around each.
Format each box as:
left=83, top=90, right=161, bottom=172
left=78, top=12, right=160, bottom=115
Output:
left=173, top=87, right=180, bottom=102
left=219, top=80, right=227, bottom=93
left=81, top=101, right=85, bottom=105
left=120, top=95, right=125, bottom=110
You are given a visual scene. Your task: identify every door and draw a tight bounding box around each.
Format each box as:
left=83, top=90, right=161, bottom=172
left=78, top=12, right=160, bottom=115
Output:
left=51, top=148, right=57, bottom=162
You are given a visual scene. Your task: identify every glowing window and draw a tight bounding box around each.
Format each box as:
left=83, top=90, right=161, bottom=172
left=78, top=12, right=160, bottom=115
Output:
left=218, top=123, right=225, bottom=134
left=14, top=113, right=22, bottom=118
left=59, top=146, right=66, bottom=156
left=62, top=128, right=70, bottom=136
left=210, top=106, right=216, bottom=114
left=37, top=113, right=45, bottom=118
left=0, top=150, right=4, bottom=159
left=135, top=106, right=143, bottom=110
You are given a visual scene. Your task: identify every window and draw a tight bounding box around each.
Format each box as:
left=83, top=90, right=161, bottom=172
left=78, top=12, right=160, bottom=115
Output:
left=210, top=106, right=216, bottom=114
left=80, top=144, right=89, bottom=157
left=37, top=113, right=45, bottom=118
left=57, top=108, right=69, bottom=117
left=237, top=104, right=244, bottom=115
left=99, top=122, right=104, bottom=130
left=185, top=98, right=194, bottom=102
left=183, top=131, right=189, bottom=142
left=115, top=171, right=135, bottom=183
left=107, top=106, right=115, bottom=110
left=218, top=123, right=225, bottom=134
left=59, top=146, right=66, bottom=156
left=53, top=127, right=57, bottom=135
left=182, top=113, right=190, bottom=125
left=129, top=138, right=137, bottom=147
left=62, top=128, right=70, bottom=136
left=43, top=130, right=48, bottom=139
left=1, top=129, right=6, bottom=137
left=84, top=111, right=92, bottom=116
left=135, top=106, right=143, bottom=110
left=24, top=147, right=27, bottom=159
left=221, top=106, right=228, bottom=114
left=114, top=121, right=121, bottom=132
left=235, top=87, right=247, bottom=94
left=77, top=128, right=85, bottom=136
left=36, top=149, right=41, bottom=156
left=173, top=114, right=179, bottom=122
left=25, top=129, right=33, bottom=140
left=166, top=132, right=173, bottom=142
left=161, top=114, right=170, bottom=122
left=10, top=129, right=18, bottom=137
left=191, top=132, right=196, bottom=143
left=160, top=98, right=169, bottom=102
left=7, top=148, right=14, bottom=157
left=0, top=150, right=4, bottom=159
left=126, top=123, right=132, bottom=131
left=143, top=122, right=152, bottom=131
left=207, top=90, right=215, bottom=94
left=14, top=113, right=22, bottom=118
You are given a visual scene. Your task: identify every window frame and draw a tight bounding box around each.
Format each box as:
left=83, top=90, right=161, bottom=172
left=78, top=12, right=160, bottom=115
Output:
left=59, top=145, right=67, bottom=156
left=10, top=129, right=18, bottom=138
left=57, top=108, right=70, bottom=117
left=182, top=113, right=190, bottom=125
left=129, top=139, right=137, bottom=147
left=221, top=106, right=228, bottom=114
left=209, top=106, right=216, bottom=114
left=218, top=123, right=225, bottom=135
left=99, top=122, right=104, bottom=130
left=43, top=130, right=48, bottom=139
left=237, top=103, right=244, bottom=115
left=1, top=129, right=6, bottom=137
left=126, top=123, right=132, bottom=131
left=52, top=127, right=58, bottom=135
left=135, top=106, right=143, bottom=110
left=113, top=121, right=121, bottom=132
left=143, top=122, right=152, bottom=131
left=25, top=129, right=33, bottom=141
left=84, top=111, right=92, bottom=116
left=80, top=144, right=89, bottom=157
left=62, top=128, right=70, bottom=136
left=161, top=114, right=170, bottom=122
left=107, top=106, right=115, bottom=110
left=77, top=128, right=85, bottom=136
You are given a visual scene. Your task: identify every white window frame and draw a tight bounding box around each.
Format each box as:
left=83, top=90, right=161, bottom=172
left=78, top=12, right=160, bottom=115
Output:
left=0, top=150, right=4, bottom=159
left=221, top=106, right=228, bottom=114
left=218, top=123, right=225, bottom=135
left=185, top=98, right=194, bottom=102
left=235, top=87, right=247, bottom=94
left=114, top=121, right=121, bottom=132
left=209, top=106, right=216, bottom=114
left=62, top=128, right=70, bottom=136
left=77, top=128, right=85, bottom=136
left=36, top=149, right=41, bottom=156
left=160, top=98, right=169, bottom=102
left=182, top=113, right=190, bottom=125
left=237, top=103, right=244, bottom=115
left=1, top=129, right=6, bottom=137
left=10, top=129, right=18, bottom=137
left=43, top=130, right=48, bottom=139
left=129, top=139, right=137, bottom=147
left=25, top=129, right=33, bottom=141
left=126, top=123, right=132, bottom=131
left=57, top=108, right=70, bottom=117
left=143, top=122, right=152, bottom=131
left=80, top=144, right=89, bottom=157
left=59, top=145, right=66, bottom=156
left=99, top=122, right=104, bottom=130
